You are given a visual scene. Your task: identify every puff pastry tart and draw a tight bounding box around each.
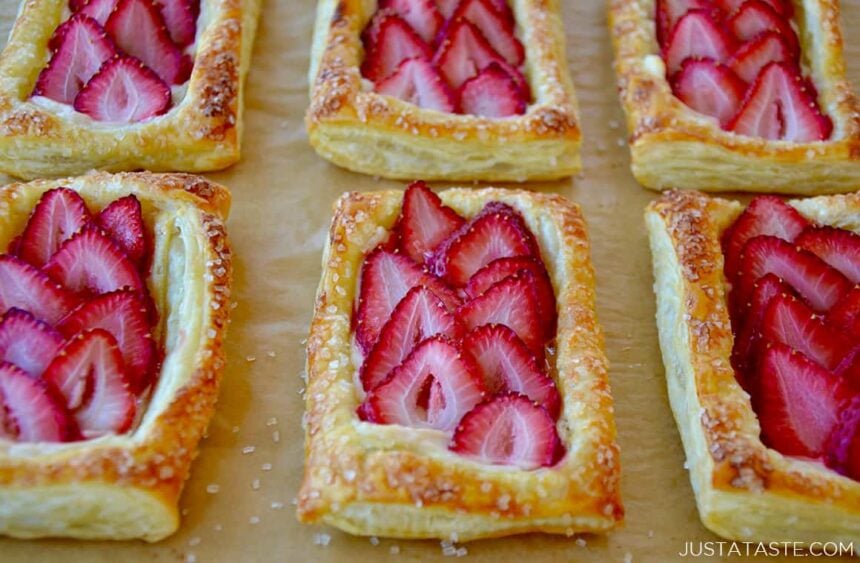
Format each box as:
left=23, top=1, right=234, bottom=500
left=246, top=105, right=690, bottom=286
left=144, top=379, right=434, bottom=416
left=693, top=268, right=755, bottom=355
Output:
left=646, top=189, right=860, bottom=543
left=306, top=0, right=582, bottom=182
left=609, top=0, right=860, bottom=193
left=0, top=171, right=232, bottom=541
left=0, top=0, right=261, bottom=180
left=297, top=182, right=622, bottom=540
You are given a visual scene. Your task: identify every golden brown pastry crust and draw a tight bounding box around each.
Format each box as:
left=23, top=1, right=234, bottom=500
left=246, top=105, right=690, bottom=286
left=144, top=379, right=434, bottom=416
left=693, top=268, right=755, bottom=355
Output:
left=609, top=0, right=860, bottom=193
left=297, top=188, right=623, bottom=540
left=0, top=171, right=233, bottom=542
left=646, top=190, right=860, bottom=544
left=0, top=0, right=262, bottom=180
left=306, top=0, right=582, bottom=182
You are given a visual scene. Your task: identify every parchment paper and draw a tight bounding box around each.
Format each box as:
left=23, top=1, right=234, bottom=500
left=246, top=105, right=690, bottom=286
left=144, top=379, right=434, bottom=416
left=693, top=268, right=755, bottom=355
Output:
left=2, top=0, right=859, bottom=561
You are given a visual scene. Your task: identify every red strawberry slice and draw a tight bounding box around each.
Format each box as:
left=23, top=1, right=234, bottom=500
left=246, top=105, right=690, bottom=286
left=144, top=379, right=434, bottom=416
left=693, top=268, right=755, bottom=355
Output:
left=73, top=56, right=172, bottom=123
left=655, top=0, right=720, bottom=46
left=43, top=329, right=136, bottom=437
left=105, top=0, right=186, bottom=84
left=433, top=19, right=527, bottom=93
left=465, top=256, right=556, bottom=339
left=76, top=0, right=117, bottom=25
left=362, top=13, right=432, bottom=83
left=96, top=194, right=148, bottom=267
left=716, top=0, right=792, bottom=18
left=737, top=235, right=850, bottom=313
left=730, top=273, right=789, bottom=386
left=57, top=290, right=155, bottom=393
left=354, top=247, right=460, bottom=352
left=0, top=255, right=79, bottom=324
left=762, top=293, right=852, bottom=372
left=663, top=10, right=735, bottom=75
left=827, top=288, right=860, bottom=340
left=0, top=308, right=64, bottom=377
left=155, top=0, right=198, bottom=46
left=825, top=396, right=860, bottom=479
left=32, top=14, right=117, bottom=104
left=721, top=195, right=810, bottom=284
left=379, top=0, right=444, bottom=44
left=462, top=324, right=560, bottom=418
left=728, top=62, right=832, bottom=142
left=728, top=0, right=799, bottom=55
left=430, top=202, right=539, bottom=287
left=457, top=61, right=527, bottom=117
left=457, top=271, right=545, bottom=357
left=447, top=0, right=524, bottom=65
left=360, top=336, right=485, bottom=431
left=0, top=362, right=78, bottom=443
left=376, top=57, right=456, bottom=112
left=43, top=225, right=145, bottom=296
left=450, top=393, right=563, bottom=469
left=728, top=31, right=794, bottom=83
left=360, top=286, right=464, bottom=392
left=757, top=343, right=853, bottom=458
left=17, top=187, right=92, bottom=268
left=671, top=58, right=746, bottom=127
left=398, top=181, right=464, bottom=264
left=796, top=226, right=860, bottom=285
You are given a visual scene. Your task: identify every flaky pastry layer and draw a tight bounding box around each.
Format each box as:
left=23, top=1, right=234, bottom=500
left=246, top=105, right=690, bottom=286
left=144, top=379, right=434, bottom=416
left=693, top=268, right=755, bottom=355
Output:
left=297, top=188, right=623, bottom=541
left=306, top=0, right=582, bottom=182
left=609, top=0, right=860, bottom=193
left=0, top=0, right=261, bottom=180
left=0, top=171, right=233, bottom=542
left=646, top=190, right=860, bottom=544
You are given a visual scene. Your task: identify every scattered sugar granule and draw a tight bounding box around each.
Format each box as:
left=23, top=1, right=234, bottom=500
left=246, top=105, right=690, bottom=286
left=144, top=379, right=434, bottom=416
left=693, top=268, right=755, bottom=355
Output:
left=266, top=417, right=278, bottom=426
left=270, top=501, right=285, bottom=510
left=262, top=463, right=273, bottom=471
left=623, top=552, right=634, bottom=563
left=242, top=445, right=256, bottom=455
left=206, top=484, right=220, bottom=494
left=252, top=479, right=261, bottom=491
left=249, top=516, right=261, bottom=525
left=185, top=554, right=197, bottom=563
left=267, top=351, right=277, bottom=358
left=313, top=532, right=331, bottom=546
left=369, top=536, right=380, bottom=546
left=245, top=355, right=256, bottom=363
left=232, top=426, right=240, bottom=434
left=389, top=545, right=400, bottom=555
left=576, top=538, right=587, bottom=548
left=272, top=430, right=281, bottom=443
left=188, top=537, right=201, bottom=547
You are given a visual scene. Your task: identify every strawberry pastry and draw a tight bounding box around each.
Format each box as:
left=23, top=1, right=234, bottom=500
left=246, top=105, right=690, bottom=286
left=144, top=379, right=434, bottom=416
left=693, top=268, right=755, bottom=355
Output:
left=31, top=0, right=200, bottom=123
left=361, top=0, right=529, bottom=117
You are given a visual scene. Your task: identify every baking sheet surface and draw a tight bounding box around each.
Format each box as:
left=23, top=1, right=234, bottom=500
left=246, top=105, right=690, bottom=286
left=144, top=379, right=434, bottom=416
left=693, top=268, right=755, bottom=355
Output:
left=1, top=0, right=859, bottom=561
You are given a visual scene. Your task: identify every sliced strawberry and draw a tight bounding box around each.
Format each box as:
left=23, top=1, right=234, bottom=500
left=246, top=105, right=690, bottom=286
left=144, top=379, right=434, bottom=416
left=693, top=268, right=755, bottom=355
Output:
left=43, top=329, right=136, bottom=437
left=360, top=286, right=465, bottom=392
left=105, top=0, right=186, bottom=84
left=465, top=256, right=556, bottom=339
left=96, top=194, right=147, bottom=267
left=825, top=396, right=860, bottom=478
left=757, top=343, right=852, bottom=458
left=457, top=271, right=545, bottom=357
left=716, top=0, right=792, bottom=18
left=43, top=225, right=144, bottom=296
left=728, top=62, right=832, bottom=142
left=155, top=0, right=198, bottom=46
left=76, top=0, right=117, bottom=25
left=376, top=57, right=456, bottom=112
left=827, top=288, right=860, bottom=340
left=73, top=56, right=172, bottom=123
left=795, top=226, right=860, bottom=285
left=655, top=0, right=720, bottom=46
left=32, top=14, right=117, bottom=104
left=0, top=255, right=79, bottom=324
left=457, top=61, right=526, bottom=117
left=57, top=290, right=155, bottom=393
left=0, top=308, right=64, bottom=378
left=354, top=248, right=460, bottom=352
left=360, top=336, right=485, bottom=431
left=728, top=0, right=799, bottom=56
left=0, top=362, right=77, bottom=443
left=671, top=58, right=746, bottom=127
left=721, top=195, right=810, bottom=284
left=462, top=324, right=560, bottom=418
left=737, top=235, right=850, bottom=313
left=447, top=0, right=524, bottom=65
left=730, top=273, right=789, bottom=386
left=398, top=181, right=464, bottom=264
left=379, top=0, right=443, bottom=44
left=450, top=393, right=563, bottom=469
left=16, top=187, right=92, bottom=268
left=728, top=31, right=794, bottom=83
left=663, top=10, right=735, bottom=75
left=430, top=202, right=538, bottom=287
left=362, top=13, right=432, bottom=83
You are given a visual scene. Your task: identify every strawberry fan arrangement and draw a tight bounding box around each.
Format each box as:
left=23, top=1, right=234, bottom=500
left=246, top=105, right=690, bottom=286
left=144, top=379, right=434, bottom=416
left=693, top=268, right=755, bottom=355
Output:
left=723, top=196, right=860, bottom=480
left=658, top=0, right=832, bottom=141
left=0, top=188, right=158, bottom=443
left=31, top=0, right=200, bottom=123
left=354, top=182, right=563, bottom=469
left=361, top=0, right=531, bottom=118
